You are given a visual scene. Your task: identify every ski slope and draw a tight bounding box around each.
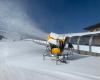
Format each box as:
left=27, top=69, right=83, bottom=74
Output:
left=0, top=40, right=100, bottom=80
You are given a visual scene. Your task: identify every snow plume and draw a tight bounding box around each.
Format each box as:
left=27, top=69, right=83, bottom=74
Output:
left=0, top=0, right=47, bottom=40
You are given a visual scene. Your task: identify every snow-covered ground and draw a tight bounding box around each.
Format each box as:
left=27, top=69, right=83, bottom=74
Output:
left=0, top=40, right=100, bottom=80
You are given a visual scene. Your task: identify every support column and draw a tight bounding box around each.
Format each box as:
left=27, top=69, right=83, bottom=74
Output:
left=89, top=35, right=94, bottom=52
left=77, top=36, right=81, bottom=54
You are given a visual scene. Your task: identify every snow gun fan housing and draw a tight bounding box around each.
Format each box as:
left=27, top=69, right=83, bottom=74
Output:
left=47, top=32, right=67, bottom=55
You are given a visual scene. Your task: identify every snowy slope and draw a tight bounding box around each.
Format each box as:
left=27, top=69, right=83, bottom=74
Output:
left=0, top=40, right=100, bottom=80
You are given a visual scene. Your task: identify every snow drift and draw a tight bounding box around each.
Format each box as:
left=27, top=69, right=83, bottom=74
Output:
left=0, top=40, right=100, bottom=80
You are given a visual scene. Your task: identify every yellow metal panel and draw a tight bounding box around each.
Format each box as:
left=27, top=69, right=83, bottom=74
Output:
left=48, top=35, right=55, bottom=40
left=51, top=48, right=61, bottom=55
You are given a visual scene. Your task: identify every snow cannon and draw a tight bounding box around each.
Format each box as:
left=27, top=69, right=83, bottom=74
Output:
left=47, top=32, right=67, bottom=54
left=43, top=32, right=68, bottom=64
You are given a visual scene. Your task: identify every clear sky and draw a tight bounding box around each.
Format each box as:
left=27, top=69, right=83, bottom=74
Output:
left=2, top=0, right=100, bottom=34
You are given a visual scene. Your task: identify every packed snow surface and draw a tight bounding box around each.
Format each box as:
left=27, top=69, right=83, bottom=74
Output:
left=0, top=40, right=100, bottom=80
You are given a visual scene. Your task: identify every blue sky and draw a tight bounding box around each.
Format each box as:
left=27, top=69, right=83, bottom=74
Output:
left=19, top=0, right=100, bottom=33
left=1, top=0, right=100, bottom=34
